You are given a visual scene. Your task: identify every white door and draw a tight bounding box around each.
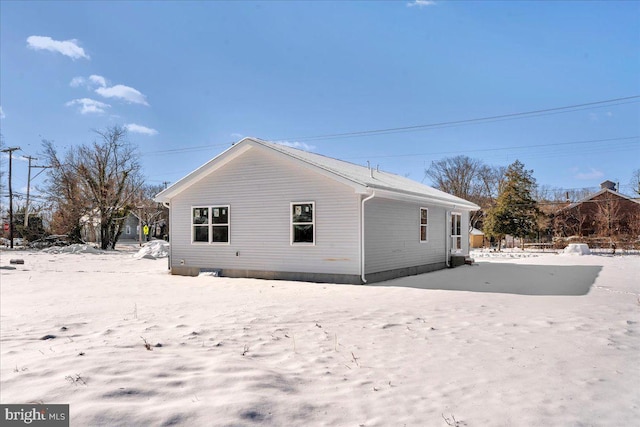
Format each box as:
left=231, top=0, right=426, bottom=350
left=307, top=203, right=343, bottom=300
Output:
left=451, top=212, right=462, bottom=253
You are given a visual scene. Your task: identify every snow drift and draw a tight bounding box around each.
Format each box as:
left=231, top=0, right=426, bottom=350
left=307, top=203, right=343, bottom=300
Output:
left=1, top=249, right=638, bottom=426
left=562, top=243, right=592, bottom=256
left=133, top=240, right=170, bottom=259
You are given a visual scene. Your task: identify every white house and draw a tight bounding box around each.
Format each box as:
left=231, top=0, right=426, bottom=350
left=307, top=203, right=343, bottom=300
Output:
left=154, top=137, right=480, bottom=284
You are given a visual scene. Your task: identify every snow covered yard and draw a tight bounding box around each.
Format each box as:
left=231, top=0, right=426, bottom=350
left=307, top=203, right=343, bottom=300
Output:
left=1, top=247, right=638, bottom=426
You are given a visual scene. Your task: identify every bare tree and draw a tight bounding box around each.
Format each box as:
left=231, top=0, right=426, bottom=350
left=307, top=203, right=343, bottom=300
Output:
left=631, top=169, right=640, bottom=197
left=553, top=205, right=590, bottom=237
left=42, top=126, right=143, bottom=249
left=0, top=134, right=6, bottom=217
left=134, top=183, right=168, bottom=239
left=426, top=156, right=504, bottom=228
left=42, top=140, right=91, bottom=242
left=594, top=197, right=622, bottom=237
left=426, top=155, right=483, bottom=199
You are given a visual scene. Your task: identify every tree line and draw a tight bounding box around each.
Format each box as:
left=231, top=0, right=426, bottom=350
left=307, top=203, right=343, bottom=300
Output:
left=1, top=125, right=166, bottom=249
left=425, top=156, right=640, bottom=249
left=3, top=128, right=638, bottom=250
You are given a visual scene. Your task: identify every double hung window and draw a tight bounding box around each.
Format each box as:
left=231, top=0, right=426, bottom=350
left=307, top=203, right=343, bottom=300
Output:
left=192, top=206, right=229, bottom=244
left=291, top=202, right=314, bottom=245
left=420, top=208, right=428, bottom=242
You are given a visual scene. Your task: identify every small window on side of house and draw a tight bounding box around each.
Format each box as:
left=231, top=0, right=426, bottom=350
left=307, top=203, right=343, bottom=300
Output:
left=420, top=207, right=428, bottom=242
left=291, top=202, right=314, bottom=245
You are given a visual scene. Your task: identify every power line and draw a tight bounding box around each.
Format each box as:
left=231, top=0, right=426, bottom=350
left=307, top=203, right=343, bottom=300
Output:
left=344, top=136, right=639, bottom=160
left=274, top=95, right=640, bottom=142
left=142, top=95, right=640, bottom=157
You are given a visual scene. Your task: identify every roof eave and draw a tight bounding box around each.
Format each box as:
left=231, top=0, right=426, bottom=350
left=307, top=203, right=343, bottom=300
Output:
left=371, top=187, right=480, bottom=210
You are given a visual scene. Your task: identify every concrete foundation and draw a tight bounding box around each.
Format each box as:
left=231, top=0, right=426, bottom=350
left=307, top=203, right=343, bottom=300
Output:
left=170, top=262, right=448, bottom=285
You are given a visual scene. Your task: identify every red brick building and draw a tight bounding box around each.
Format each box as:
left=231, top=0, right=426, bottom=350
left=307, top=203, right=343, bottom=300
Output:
left=553, top=181, right=640, bottom=238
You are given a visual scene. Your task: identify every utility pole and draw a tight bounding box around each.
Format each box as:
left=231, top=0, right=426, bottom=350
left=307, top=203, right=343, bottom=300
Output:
left=23, top=156, right=50, bottom=228
left=137, top=205, right=144, bottom=246
left=1, top=147, right=21, bottom=249
left=23, top=156, right=35, bottom=227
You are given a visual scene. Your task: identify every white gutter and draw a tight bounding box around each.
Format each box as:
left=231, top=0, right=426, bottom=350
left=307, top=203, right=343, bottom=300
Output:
left=445, top=210, right=450, bottom=267
left=360, top=191, right=376, bottom=283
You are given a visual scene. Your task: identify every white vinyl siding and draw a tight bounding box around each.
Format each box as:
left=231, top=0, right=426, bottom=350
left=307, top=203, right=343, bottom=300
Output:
left=364, top=198, right=446, bottom=274
left=170, top=146, right=360, bottom=275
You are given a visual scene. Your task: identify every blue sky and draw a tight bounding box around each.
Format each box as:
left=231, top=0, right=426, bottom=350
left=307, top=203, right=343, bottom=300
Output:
left=1, top=0, right=639, bottom=201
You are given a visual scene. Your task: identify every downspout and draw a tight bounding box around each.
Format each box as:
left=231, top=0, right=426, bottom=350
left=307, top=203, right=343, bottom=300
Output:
left=360, top=191, right=376, bottom=283
left=445, top=209, right=450, bottom=267
left=162, top=201, right=171, bottom=271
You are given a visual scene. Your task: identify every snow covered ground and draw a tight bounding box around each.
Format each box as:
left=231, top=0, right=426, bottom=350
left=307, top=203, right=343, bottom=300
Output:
left=1, top=245, right=638, bottom=426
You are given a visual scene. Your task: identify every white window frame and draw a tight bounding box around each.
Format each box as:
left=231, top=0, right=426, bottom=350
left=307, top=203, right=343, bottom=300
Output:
left=191, top=205, right=230, bottom=245
left=451, top=212, right=462, bottom=253
left=126, top=225, right=131, bottom=235
left=290, top=201, right=315, bottom=246
left=420, top=207, right=429, bottom=243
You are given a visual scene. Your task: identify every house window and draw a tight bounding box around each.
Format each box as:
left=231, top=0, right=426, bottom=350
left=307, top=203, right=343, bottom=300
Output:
left=420, top=208, right=428, bottom=242
left=126, top=225, right=131, bottom=235
left=192, top=206, right=230, bottom=244
left=291, top=202, right=314, bottom=244
left=211, top=206, right=229, bottom=243
left=451, top=212, right=462, bottom=252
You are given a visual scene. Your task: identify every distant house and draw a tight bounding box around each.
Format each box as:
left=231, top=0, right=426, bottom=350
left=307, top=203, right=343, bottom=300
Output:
left=81, top=210, right=140, bottom=243
left=155, top=138, right=480, bottom=284
left=469, top=228, right=485, bottom=248
left=81, top=209, right=166, bottom=244
left=119, top=212, right=141, bottom=241
left=553, top=180, right=640, bottom=238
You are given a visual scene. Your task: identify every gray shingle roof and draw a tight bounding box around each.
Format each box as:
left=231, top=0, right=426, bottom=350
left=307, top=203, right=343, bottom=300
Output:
left=156, top=137, right=480, bottom=210
left=253, top=138, right=479, bottom=209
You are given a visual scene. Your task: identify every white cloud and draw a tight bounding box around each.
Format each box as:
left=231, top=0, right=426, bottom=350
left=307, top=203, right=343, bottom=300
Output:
left=69, top=74, right=149, bottom=106
left=0, top=106, right=5, bottom=119
left=26, top=35, right=89, bottom=60
left=89, top=75, right=107, bottom=87
left=589, top=111, right=614, bottom=121
left=574, top=168, right=604, bottom=180
left=125, top=123, right=158, bottom=136
left=69, top=76, right=86, bottom=87
left=95, top=84, right=149, bottom=106
left=275, top=141, right=316, bottom=151
left=65, top=98, right=111, bottom=114
left=407, top=0, right=436, bottom=7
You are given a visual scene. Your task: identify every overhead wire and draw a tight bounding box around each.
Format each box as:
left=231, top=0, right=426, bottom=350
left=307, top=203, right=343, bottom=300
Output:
left=141, top=95, right=640, bottom=157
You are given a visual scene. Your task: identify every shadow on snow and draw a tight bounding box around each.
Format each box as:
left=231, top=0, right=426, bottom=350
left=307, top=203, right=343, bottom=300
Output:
left=375, top=262, right=602, bottom=296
